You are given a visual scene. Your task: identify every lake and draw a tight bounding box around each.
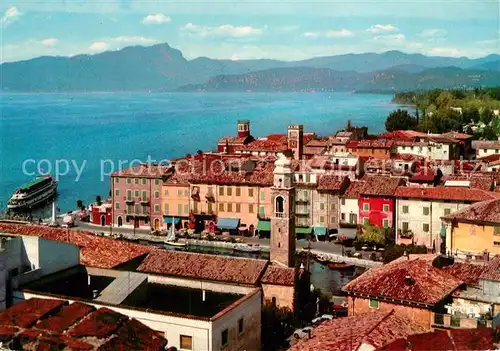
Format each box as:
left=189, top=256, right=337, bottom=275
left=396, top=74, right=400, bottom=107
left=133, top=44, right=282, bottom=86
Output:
left=0, top=92, right=401, bottom=213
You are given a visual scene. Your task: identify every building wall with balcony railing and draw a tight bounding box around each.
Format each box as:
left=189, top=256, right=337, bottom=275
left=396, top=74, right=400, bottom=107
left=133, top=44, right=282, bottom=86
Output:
left=161, top=184, right=190, bottom=227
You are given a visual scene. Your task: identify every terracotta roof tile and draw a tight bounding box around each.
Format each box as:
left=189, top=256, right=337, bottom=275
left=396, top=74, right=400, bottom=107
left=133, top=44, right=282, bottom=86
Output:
left=317, top=175, right=350, bottom=192
left=261, top=265, right=295, bottom=286
left=378, top=130, right=426, bottom=141
left=349, top=140, right=395, bottom=149
left=138, top=249, right=268, bottom=285
left=343, top=181, right=366, bottom=198
left=218, top=136, right=249, bottom=145
left=0, top=223, right=152, bottom=269
left=0, top=299, right=168, bottom=350
left=303, top=146, right=326, bottom=155
left=305, top=138, right=330, bottom=147
left=395, top=186, right=498, bottom=202
left=343, top=258, right=463, bottom=305
left=111, top=164, right=173, bottom=178
left=443, top=173, right=495, bottom=191
left=360, top=176, right=404, bottom=197
left=472, top=140, right=500, bottom=150
left=479, top=256, right=500, bottom=282
left=442, top=131, right=474, bottom=140
left=478, top=154, right=500, bottom=163
left=289, top=310, right=426, bottom=351
left=441, top=262, right=487, bottom=286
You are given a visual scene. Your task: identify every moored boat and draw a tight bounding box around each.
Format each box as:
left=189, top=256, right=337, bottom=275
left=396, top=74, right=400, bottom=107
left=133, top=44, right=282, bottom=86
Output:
left=8, top=176, right=57, bottom=210
left=233, top=243, right=261, bottom=253
left=165, top=217, right=187, bottom=247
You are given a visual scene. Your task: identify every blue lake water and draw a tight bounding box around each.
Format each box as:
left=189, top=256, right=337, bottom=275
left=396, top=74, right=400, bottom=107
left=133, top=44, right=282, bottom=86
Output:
left=0, top=92, right=401, bottom=213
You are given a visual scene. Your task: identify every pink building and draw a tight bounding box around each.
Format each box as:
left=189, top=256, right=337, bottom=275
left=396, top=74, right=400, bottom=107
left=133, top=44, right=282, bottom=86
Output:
left=111, top=164, right=173, bottom=230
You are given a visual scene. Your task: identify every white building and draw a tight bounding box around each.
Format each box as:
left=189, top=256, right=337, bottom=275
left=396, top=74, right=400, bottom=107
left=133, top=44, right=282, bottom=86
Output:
left=472, top=140, right=500, bottom=158
left=394, top=187, right=498, bottom=250
left=394, top=135, right=458, bottom=160
left=339, top=181, right=365, bottom=226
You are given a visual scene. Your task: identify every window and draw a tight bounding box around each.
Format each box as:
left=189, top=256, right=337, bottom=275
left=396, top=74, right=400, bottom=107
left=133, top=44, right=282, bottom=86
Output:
left=369, top=299, right=379, bottom=309
left=126, top=190, right=132, bottom=200
left=259, top=206, right=265, bottom=218
left=363, top=203, right=369, bottom=211
left=341, top=198, right=346, bottom=205
left=330, top=216, right=335, bottom=224
left=249, top=204, right=254, bottom=213
left=115, top=202, right=120, bottom=210
left=423, top=207, right=430, bottom=216
left=320, top=203, right=325, bottom=211
left=178, top=189, right=183, bottom=196
left=341, top=213, right=346, bottom=221
left=236, top=203, right=241, bottom=213
left=444, top=208, right=451, bottom=216
left=227, top=187, right=233, bottom=196
left=134, top=178, right=139, bottom=185
left=275, top=196, right=284, bottom=213
left=221, top=329, right=229, bottom=347
left=305, top=174, right=311, bottom=182
left=402, top=222, right=409, bottom=231
left=114, top=177, right=119, bottom=184
left=193, top=201, right=198, bottom=213
left=115, top=189, right=120, bottom=196
left=219, top=203, right=224, bottom=212
left=402, top=205, right=409, bottom=214
left=142, top=190, right=147, bottom=201
left=127, top=205, right=132, bottom=214
left=330, top=203, right=336, bottom=211
left=184, top=190, right=190, bottom=197
left=494, top=241, right=500, bottom=247
left=383, top=219, right=389, bottom=228
left=238, top=318, right=244, bottom=335
left=363, top=217, right=370, bottom=226
left=178, top=204, right=182, bottom=214
left=155, top=179, right=159, bottom=186
left=164, top=204, right=169, bottom=214
left=184, top=204, right=189, bottom=214
left=320, top=216, right=325, bottom=223
left=142, top=178, right=147, bottom=185
left=154, top=204, right=160, bottom=213
left=126, top=178, right=131, bottom=184
left=227, top=203, right=233, bottom=212
left=219, top=187, right=225, bottom=196
left=260, top=191, right=265, bottom=201
left=349, top=213, right=357, bottom=224
left=135, top=190, right=140, bottom=198
left=180, top=335, right=192, bottom=350
left=143, top=205, right=148, bottom=215
left=135, top=204, right=140, bottom=214
left=236, top=187, right=241, bottom=196
left=494, top=227, right=500, bottom=235
left=208, top=202, right=213, bottom=213
left=164, top=190, right=169, bottom=197
left=248, top=188, right=254, bottom=197
left=383, top=204, right=389, bottom=212
left=154, top=191, right=160, bottom=199
left=423, top=223, right=430, bottom=232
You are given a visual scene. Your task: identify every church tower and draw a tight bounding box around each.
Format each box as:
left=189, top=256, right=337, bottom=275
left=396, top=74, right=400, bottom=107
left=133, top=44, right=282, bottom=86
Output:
left=270, top=154, right=296, bottom=267
left=287, top=125, right=304, bottom=160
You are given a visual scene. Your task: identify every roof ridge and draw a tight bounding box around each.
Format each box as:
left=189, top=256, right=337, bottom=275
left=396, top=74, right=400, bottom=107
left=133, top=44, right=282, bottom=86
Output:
left=149, top=247, right=268, bottom=263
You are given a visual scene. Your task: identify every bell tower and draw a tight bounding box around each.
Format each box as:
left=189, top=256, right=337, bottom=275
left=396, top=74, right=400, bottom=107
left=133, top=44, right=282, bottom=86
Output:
left=237, top=120, right=250, bottom=138
left=270, top=154, right=296, bottom=267
left=288, top=125, right=304, bottom=160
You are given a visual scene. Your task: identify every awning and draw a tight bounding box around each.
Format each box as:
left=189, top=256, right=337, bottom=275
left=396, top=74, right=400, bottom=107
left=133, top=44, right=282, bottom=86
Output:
left=164, top=217, right=180, bottom=224
left=257, top=220, right=271, bottom=231
left=313, top=226, right=327, bottom=236
left=217, top=218, right=240, bottom=230
left=296, top=227, right=312, bottom=235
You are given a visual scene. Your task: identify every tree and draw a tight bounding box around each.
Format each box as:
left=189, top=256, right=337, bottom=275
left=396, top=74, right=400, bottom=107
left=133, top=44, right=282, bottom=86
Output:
left=96, top=195, right=102, bottom=206
left=346, top=119, right=352, bottom=131
left=480, top=108, right=494, bottom=125
left=385, top=109, right=418, bottom=132
left=463, top=107, right=480, bottom=124
left=76, top=200, right=83, bottom=210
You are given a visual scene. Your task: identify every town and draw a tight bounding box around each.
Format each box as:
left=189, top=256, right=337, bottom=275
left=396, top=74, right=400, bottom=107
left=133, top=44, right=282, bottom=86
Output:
left=1, top=118, right=500, bottom=350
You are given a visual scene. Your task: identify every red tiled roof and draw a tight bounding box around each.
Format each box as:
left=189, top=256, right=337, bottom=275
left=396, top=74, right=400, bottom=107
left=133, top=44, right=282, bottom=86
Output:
left=443, top=173, right=495, bottom=191
left=409, top=169, right=436, bottom=182
left=478, top=153, right=500, bottom=163
left=217, top=136, right=249, bottom=145
left=317, top=175, right=350, bottom=192
left=138, top=249, right=268, bottom=285
left=365, top=158, right=393, bottom=172
left=111, top=164, right=172, bottom=178
left=379, top=328, right=494, bottom=351
left=303, top=146, right=326, bottom=155
left=441, top=262, right=487, bottom=286
left=349, top=140, right=395, bottom=149
left=472, top=140, right=500, bottom=149
left=343, top=181, right=366, bottom=198
left=343, top=258, right=463, bottom=305
left=395, top=186, right=498, bottom=202
left=378, top=130, right=426, bottom=141
left=442, top=131, right=474, bottom=140
left=0, top=223, right=152, bottom=269
left=234, top=137, right=289, bottom=152
left=0, top=298, right=168, bottom=350
left=479, top=255, right=500, bottom=282
left=305, top=138, right=330, bottom=147
left=360, top=176, right=404, bottom=197
left=261, top=265, right=295, bottom=286
left=289, top=310, right=426, bottom=351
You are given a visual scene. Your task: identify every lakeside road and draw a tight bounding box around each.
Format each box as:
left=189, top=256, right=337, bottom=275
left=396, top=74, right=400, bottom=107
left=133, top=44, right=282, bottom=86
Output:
left=75, top=222, right=381, bottom=264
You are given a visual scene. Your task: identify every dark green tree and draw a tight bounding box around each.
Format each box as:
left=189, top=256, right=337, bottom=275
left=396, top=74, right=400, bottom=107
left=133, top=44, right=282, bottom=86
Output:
left=385, top=109, right=418, bottom=131
left=76, top=200, right=83, bottom=210
left=481, top=108, right=494, bottom=125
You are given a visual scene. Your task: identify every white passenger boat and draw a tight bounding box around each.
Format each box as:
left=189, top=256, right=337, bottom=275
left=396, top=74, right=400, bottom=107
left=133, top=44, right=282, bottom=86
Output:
left=8, top=176, right=57, bottom=210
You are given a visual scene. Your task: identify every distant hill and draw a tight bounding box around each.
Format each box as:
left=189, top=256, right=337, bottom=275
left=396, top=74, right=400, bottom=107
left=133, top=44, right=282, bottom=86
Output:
left=1, top=43, right=499, bottom=92
left=177, top=66, right=500, bottom=92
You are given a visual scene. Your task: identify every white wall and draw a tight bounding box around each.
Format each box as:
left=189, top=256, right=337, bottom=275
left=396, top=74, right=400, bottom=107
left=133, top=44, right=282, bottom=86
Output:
left=147, top=274, right=255, bottom=295
left=477, top=148, right=500, bottom=158
left=36, top=237, right=80, bottom=275
left=396, top=143, right=453, bottom=160
left=340, top=198, right=359, bottom=225
left=396, top=198, right=471, bottom=248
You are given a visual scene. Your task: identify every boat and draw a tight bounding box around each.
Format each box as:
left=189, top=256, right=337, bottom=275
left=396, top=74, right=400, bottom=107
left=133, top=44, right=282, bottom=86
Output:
left=327, top=262, right=355, bottom=270
left=7, top=175, right=57, bottom=210
left=315, top=254, right=331, bottom=265
left=165, top=218, right=187, bottom=247
left=233, top=243, right=261, bottom=253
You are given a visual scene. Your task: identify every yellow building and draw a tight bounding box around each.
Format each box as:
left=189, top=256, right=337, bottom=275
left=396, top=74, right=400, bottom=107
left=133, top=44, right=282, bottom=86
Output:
left=442, top=198, right=500, bottom=257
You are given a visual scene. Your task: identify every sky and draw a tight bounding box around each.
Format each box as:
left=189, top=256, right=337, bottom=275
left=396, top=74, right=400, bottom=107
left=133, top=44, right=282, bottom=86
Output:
left=0, top=0, right=499, bottom=63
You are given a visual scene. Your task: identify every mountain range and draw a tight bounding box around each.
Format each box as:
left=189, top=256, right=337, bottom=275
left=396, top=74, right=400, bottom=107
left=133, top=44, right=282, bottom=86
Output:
left=1, top=43, right=499, bottom=92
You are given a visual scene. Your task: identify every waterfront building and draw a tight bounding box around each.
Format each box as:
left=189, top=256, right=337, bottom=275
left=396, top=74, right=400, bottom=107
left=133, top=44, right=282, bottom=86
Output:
left=347, top=140, right=396, bottom=160
left=358, top=176, right=404, bottom=229
left=339, top=180, right=365, bottom=226
left=395, top=186, right=498, bottom=250
left=111, top=164, right=173, bottom=231
left=89, top=201, right=112, bottom=226
left=472, top=140, right=500, bottom=158
left=441, top=198, right=500, bottom=257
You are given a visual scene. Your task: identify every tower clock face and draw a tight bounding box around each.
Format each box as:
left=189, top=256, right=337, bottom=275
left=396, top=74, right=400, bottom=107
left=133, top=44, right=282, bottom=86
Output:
left=289, top=132, right=297, bottom=138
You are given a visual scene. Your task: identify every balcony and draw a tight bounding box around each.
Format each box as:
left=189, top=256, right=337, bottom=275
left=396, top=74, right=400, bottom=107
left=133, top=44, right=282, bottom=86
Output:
left=295, top=207, right=310, bottom=215
left=296, top=198, right=309, bottom=203
left=140, top=197, right=150, bottom=205
left=205, top=193, right=215, bottom=203
left=275, top=212, right=284, bottom=218
left=124, top=196, right=134, bottom=204
left=191, top=186, right=200, bottom=202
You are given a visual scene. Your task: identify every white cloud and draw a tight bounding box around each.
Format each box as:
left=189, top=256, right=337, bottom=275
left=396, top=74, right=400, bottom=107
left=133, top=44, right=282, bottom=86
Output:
left=88, top=42, right=109, bottom=52
left=427, top=47, right=462, bottom=56
left=1, top=6, right=22, bottom=27
left=39, top=38, right=58, bottom=47
left=141, top=13, right=171, bottom=24
left=303, top=29, right=354, bottom=38
left=374, top=33, right=405, bottom=42
left=113, top=36, right=158, bottom=44
left=419, top=29, right=446, bottom=38
left=181, top=23, right=265, bottom=38
left=367, top=24, right=398, bottom=33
